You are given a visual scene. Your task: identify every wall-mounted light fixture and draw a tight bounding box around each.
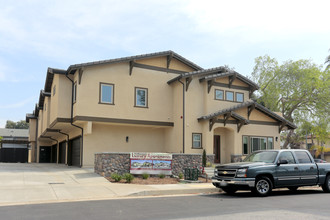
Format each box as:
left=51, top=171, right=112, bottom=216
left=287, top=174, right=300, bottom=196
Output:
left=276, top=137, right=278, bottom=142
left=126, top=136, right=129, bottom=143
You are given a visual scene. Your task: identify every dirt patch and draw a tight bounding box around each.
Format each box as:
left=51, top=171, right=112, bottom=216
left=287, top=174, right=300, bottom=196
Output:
left=105, top=176, right=208, bottom=185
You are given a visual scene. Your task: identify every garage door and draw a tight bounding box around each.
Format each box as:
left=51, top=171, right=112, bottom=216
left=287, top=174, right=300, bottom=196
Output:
left=0, top=147, right=28, bottom=163
left=68, top=137, right=80, bottom=167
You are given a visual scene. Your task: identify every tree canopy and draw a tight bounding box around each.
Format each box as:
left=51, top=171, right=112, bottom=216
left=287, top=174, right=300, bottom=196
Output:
left=251, top=55, right=330, bottom=148
left=5, top=120, right=29, bottom=129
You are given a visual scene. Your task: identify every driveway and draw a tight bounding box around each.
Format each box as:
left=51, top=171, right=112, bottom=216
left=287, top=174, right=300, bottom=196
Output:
left=0, top=163, right=218, bottom=206
left=0, top=163, right=117, bottom=205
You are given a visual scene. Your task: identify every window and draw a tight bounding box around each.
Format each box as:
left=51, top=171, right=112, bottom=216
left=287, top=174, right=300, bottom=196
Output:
left=192, top=133, right=202, bottom=149
left=53, top=85, right=56, bottom=96
left=135, top=87, right=148, bottom=107
left=278, top=152, right=296, bottom=164
left=236, top=93, right=244, bottom=102
left=243, top=136, right=249, bottom=155
left=243, top=136, right=274, bottom=154
left=100, top=83, right=114, bottom=104
left=294, top=151, right=312, bottom=163
left=73, top=82, right=77, bottom=103
left=225, top=91, right=234, bottom=101
left=267, top=138, right=273, bottom=149
left=215, top=89, right=224, bottom=100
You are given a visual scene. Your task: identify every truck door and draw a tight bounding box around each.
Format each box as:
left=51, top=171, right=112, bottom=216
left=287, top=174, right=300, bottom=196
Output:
left=294, top=151, right=318, bottom=185
left=275, top=151, right=300, bottom=187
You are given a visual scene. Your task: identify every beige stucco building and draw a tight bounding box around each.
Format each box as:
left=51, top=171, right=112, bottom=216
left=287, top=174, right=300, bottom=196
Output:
left=26, top=51, right=296, bottom=167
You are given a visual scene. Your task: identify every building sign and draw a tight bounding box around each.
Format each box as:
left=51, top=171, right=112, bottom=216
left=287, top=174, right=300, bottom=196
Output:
left=130, top=152, right=172, bottom=175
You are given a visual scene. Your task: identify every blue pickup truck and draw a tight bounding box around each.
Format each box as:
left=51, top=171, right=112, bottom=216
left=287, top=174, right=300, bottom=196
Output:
left=212, top=149, right=330, bottom=196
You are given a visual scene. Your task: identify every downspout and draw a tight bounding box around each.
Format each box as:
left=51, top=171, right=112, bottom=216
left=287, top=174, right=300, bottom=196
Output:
left=178, top=79, right=185, bottom=153
left=65, top=72, right=84, bottom=167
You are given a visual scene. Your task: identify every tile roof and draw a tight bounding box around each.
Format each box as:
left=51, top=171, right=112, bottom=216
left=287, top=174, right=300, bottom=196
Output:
left=67, top=50, right=203, bottom=73
left=167, top=66, right=259, bottom=89
left=198, top=101, right=296, bottom=130
left=0, top=128, right=29, bottom=138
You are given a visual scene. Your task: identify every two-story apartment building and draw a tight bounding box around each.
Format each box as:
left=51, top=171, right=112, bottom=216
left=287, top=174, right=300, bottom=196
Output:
left=26, top=51, right=296, bottom=167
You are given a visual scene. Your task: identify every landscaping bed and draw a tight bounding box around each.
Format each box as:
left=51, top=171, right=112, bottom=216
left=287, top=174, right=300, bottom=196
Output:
left=105, top=175, right=208, bottom=185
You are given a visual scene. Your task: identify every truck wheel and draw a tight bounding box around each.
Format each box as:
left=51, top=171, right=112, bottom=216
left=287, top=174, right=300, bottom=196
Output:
left=221, top=186, right=237, bottom=195
left=253, top=176, right=272, bottom=197
left=322, top=175, right=330, bottom=193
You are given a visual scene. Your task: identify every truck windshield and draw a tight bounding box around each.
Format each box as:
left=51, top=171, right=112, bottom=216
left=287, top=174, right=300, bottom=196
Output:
left=243, top=151, right=278, bottom=163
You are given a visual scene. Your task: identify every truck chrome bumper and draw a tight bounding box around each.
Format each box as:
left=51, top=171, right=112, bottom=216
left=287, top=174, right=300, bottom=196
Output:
left=212, top=178, right=255, bottom=188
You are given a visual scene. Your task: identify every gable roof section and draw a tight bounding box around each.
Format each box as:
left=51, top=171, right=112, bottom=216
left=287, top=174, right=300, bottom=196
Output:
left=67, top=50, right=203, bottom=74
left=167, top=66, right=259, bottom=89
left=198, top=101, right=296, bottom=130
left=0, top=128, right=29, bottom=138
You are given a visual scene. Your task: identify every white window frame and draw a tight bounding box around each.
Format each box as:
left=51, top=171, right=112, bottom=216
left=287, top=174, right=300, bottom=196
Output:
left=192, top=133, right=202, bottom=149
left=135, top=87, right=148, bottom=108
left=100, top=83, right=114, bottom=104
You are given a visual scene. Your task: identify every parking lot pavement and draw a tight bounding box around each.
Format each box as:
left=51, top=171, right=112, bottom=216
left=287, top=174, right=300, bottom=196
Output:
left=0, top=163, right=218, bottom=206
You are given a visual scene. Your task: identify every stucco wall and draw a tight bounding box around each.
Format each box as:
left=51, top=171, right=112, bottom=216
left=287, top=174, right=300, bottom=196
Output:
left=83, top=123, right=167, bottom=166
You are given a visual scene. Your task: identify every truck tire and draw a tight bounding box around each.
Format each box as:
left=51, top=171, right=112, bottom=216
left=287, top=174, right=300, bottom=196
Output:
left=253, top=176, right=273, bottom=197
left=322, top=175, right=330, bottom=193
left=221, top=186, right=237, bottom=195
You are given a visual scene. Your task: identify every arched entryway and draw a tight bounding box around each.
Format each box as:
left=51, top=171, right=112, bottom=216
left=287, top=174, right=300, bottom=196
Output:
left=213, top=127, right=235, bottom=164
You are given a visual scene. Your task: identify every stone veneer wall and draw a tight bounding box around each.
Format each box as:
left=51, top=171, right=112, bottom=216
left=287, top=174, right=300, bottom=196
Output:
left=95, top=153, right=215, bottom=177
left=95, top=152, right=130, bottom=177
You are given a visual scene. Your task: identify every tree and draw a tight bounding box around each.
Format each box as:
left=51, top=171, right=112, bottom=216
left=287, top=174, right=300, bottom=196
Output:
left=252, top=55, right=330, bottom=148
left=311, top=145, right=330, bottom=160
left=5, top=120, right=29, bottom=129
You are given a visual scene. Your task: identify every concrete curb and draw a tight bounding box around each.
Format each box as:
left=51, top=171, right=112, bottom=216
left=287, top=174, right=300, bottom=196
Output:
left=128, top=187, right=221, bottom=197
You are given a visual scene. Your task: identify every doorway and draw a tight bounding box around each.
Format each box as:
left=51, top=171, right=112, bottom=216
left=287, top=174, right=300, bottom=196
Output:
left=39, top=146, right=51, bottom=163
left=214, top=135, right=221, bottom=163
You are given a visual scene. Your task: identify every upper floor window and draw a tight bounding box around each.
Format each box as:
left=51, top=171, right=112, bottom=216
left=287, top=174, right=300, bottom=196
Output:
left=192, top=133, right=202, bottom=149
left=225, top=91, right=234, bottom=101
left=135, top=87, right=148, bottom=108
left=100, top=83, right=114, bottom=104
left=215, top=89, right=224, bottom=100
left=236, top=92, right=244, bottom=102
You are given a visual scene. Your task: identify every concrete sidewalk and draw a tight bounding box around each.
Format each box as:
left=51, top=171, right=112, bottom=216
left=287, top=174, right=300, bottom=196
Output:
left=0, top=163, right=219, bottom=206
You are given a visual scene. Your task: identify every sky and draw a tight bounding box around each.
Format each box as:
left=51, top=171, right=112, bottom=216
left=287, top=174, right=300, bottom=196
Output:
left=0, top=0, right=329, bottom=128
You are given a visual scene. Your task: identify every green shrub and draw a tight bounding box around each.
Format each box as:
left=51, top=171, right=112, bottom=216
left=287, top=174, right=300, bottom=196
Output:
left=159, top=173, right=165, bottom=179
left=178, top=173, right=184, bottom=179
left=142, top=173, right=150, bottom=179
left=111, top=173, right=122, bottom=182
left=123, top=173, right=135, bottom=183
left=206, top=162, right=212, bottom=167
left=202, top=149, right=207, bottom=167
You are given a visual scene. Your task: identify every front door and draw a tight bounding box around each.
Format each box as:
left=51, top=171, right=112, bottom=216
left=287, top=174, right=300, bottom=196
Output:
left=214, top=135, right=221, bottom=164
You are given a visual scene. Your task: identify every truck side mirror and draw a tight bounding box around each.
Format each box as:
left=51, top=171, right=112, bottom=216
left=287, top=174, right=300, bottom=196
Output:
left=277, top=159, right=288, bottom=166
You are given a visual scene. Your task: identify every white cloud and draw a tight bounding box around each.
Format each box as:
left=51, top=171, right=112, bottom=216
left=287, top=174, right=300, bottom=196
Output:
left=0, top=97, right=35, bottom=109
left=182, top=0, right=330, bottom=44
left=0, top=118, right=6, bottom=128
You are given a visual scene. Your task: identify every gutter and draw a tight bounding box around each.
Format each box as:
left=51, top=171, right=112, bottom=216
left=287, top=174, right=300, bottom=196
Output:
left=178, top=79, right=185, bottom=153
left=65, top=72, right=84, bottom=167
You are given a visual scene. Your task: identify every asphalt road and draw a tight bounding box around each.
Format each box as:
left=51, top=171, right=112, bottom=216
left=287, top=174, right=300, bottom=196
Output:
left=1, top=189, right=330, bottom=220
